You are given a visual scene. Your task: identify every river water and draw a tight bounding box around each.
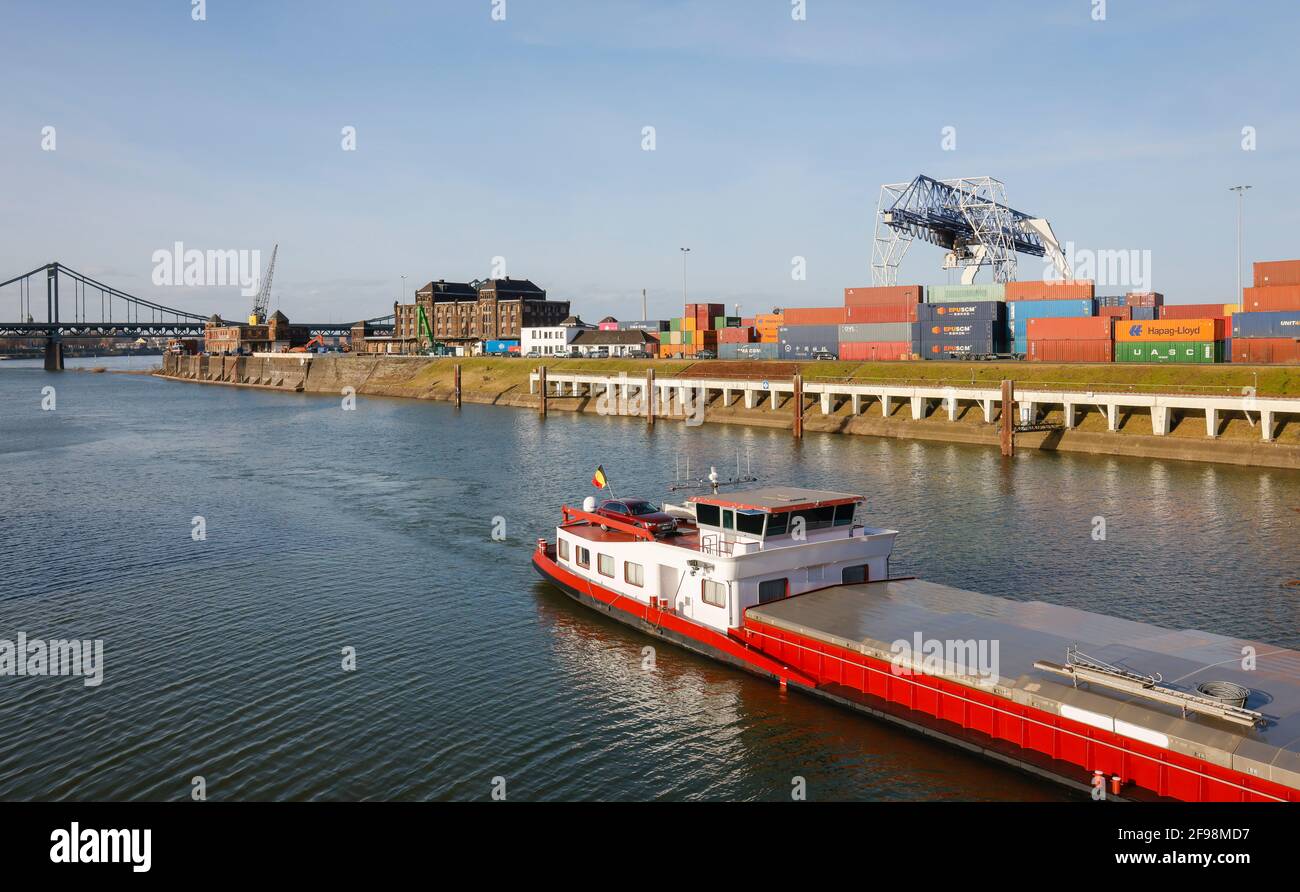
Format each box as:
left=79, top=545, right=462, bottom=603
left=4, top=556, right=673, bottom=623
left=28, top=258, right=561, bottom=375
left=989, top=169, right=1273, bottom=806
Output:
left=1, top=358, right=1297, bottom=801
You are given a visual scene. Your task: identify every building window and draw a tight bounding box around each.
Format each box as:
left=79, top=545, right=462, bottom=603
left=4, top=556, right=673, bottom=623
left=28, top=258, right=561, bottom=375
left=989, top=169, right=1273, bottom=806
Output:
left=624, top=562, right=644, bottom=587
left=558, top=539, right=569, bottom=562
left=597, top=554, right=614, bottom=578
left=576, top=546, right=590, bottom=569
left=701, top=579, right=726, bottom=608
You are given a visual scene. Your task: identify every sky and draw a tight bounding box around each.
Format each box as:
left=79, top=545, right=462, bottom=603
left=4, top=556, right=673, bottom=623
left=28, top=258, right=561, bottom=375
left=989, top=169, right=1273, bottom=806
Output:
left=1, top=0, right=1297, bottom=323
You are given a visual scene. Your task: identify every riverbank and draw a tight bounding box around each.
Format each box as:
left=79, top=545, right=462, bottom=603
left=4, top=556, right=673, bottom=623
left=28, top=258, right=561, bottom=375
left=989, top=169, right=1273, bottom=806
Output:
left=157, top=354, right=1300, bottom=469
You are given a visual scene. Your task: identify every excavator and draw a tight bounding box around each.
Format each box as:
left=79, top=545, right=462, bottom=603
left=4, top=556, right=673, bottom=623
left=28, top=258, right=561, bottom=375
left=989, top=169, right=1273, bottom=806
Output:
left=289, top=334, right=327, bottom=353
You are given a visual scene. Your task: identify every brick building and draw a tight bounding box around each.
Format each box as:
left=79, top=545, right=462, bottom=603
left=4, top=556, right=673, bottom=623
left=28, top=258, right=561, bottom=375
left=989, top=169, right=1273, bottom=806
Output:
left=393, top=277, right=570, bottom=352
left=204, top=311, right=308, bottom=354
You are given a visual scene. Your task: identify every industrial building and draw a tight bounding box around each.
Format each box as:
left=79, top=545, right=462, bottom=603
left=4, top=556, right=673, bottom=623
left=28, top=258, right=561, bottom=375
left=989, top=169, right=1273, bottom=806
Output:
left=391, top=277, right=570, bottom=353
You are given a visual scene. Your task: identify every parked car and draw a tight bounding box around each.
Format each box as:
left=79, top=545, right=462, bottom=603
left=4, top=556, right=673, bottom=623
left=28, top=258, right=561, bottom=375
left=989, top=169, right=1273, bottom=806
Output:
left=697, top=349, right=717, bottom=359
left=625, top=350, right=651, bottom=359
left=811, top=350, right=836, bottom=361
left=593, top=498, right=678, bottom=536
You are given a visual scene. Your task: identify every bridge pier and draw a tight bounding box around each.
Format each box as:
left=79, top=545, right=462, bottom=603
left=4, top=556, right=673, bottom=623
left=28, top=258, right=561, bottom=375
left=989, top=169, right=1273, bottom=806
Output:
left=43, top=339, right=64, bottom=371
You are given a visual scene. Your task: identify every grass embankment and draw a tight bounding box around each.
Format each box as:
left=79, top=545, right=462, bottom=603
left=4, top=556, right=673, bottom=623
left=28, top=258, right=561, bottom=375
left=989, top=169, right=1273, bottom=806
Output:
left=396, top=356, right=1300, bottom=398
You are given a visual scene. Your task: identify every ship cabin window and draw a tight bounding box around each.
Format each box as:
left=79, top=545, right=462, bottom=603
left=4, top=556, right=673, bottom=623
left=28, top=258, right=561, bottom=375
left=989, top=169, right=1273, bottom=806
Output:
left=701, top=579, right=727, bottom=608
left=695, top=503, right=721, bottom=527
left=576, top=546, right=590, bottom=569
left=758, top=578, right=787, bottom=604
left=735, top=509, right=766, bottom=536
left=558, top=539, right=569, bottom=561
left=842, top=564, right=869, bottom=584
left=624, top=562, right=644, bottom=587
left=597, top=554, right=614, bottom=578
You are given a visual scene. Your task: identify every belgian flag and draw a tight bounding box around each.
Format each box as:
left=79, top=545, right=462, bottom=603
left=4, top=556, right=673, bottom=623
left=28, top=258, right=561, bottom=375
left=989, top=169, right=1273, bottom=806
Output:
left=591, top=465, right=608, bottom=489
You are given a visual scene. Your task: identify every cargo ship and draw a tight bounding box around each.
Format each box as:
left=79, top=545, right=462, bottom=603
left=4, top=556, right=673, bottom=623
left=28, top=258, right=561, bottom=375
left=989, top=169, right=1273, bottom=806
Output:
left=533, top=484, right=1300, bottom=802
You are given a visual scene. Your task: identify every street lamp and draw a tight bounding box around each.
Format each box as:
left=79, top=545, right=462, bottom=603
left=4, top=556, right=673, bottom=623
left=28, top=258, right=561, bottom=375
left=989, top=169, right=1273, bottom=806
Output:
left=1229, top=186, right=1251, bottom=301
left=401, top=274, right=408, bottom=303
left=680, top=248, right=691, bottom=307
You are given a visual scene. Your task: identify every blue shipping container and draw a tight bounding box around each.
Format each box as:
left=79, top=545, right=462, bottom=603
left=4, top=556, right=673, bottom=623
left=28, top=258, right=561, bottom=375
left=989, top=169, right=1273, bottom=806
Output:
left=917, top=302, right=1007, bottom=323
left=720, top=342, right=779, bottom=360
left=619, top=320, right=669, bottom=332
left=1130, top=307, right=1157, bottom=321
left=1007, top=298, right=1096, bottom=353
left=485, top=340, right=519, bottom=354
left=778, top=324, right=839, bottom=359
left=1232, top=310, right=1300, bottom=339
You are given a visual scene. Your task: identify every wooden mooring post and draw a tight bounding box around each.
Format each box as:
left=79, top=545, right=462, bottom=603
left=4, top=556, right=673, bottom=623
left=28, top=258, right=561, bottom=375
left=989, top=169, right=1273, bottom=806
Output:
left=646, top=368, right=655, bottom=428
left=792, top=373, right=804, bottom=439
left=453, top=363, right=462, bottom=409
left=538, top=366, right=548, bottom=418
left=1000, top=379, right=1014, bottom=457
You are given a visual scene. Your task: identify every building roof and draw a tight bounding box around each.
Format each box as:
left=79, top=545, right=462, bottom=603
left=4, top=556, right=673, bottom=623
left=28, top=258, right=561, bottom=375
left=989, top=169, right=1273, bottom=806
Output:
left=476, top=277, right=545, bottom=297
left=558, top=315, right=594, bottom=328
left=599, top=315, right=618, bottom=323
left=571, top=329, right=658, bottom=347
left=417, top=280, right=478, bottom=300
left=270, top=310, right=290, bottom=323
left=689, top=487, right=864, bottom=513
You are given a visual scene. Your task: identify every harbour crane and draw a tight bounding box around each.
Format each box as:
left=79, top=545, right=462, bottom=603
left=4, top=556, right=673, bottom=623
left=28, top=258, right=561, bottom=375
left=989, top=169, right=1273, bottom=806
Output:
left=871, top=176, right=1072, bottom=285
left=248, top=243, right=278, bottom=325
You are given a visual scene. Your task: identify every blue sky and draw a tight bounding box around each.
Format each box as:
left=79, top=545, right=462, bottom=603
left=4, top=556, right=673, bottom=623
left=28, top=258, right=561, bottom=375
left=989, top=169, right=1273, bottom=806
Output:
left=1, top=0, right=1297, bottom=322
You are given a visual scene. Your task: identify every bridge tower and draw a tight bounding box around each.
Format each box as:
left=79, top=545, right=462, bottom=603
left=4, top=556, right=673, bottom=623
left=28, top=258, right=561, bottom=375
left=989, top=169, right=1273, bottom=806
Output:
left=44, top=263, right=63, bottom=371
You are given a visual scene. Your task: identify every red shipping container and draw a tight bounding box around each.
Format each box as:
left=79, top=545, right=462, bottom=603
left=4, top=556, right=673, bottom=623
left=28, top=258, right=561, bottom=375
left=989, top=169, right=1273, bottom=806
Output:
left=717, top=326, right=755, bottom=344
left=1027, top=339, right=1114, bottom=362
left=1232, top=337, right=1300, bottom=364
left=845, top=302, right=917, bottom=324
left=1026, top=316, right=1113, bottom=341
left=1125, top=291, right=1165, bottom=307
left=839, top=341, right=912, bottom=362
left=1254, top=260, right=1300, bottom=288
left=1097, top=306, right=1133, bottom=320
left=1159, top=303, right=1231, bottom=320
left=1005, top=280, right=1095, bottom=301
left=843, top=285, right=924, bottom=307
left=783, top=307, right=848, bottom=325
left=1242, top=285, right=1300, bottom=311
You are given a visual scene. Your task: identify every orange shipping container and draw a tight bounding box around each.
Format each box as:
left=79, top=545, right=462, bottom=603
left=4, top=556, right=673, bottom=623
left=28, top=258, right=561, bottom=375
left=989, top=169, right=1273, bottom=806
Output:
left=843, top=285, right=923, bottom=307
left=1242, top=285, right=1300, bottom=312
left=783, top=307, right=847, bottom=325
left=839, top=341, right=911, bottom=362
left=1159, top=303, right=1233, bottom=320
left=1232, top=337, right=1300, bottom=364
left=845, top=302, right=917, bottom=324
left=1026, top=316, right=1113, bottom=341
left=1253, top=260, right=1300, bottom=288
left=1114, top=318, right=1224, bottom=342
left=1097, top=306, right=1132, bottom=320
left=1027, top=339, right=1114, bottom=363
left=1005, top=280, right=1095, bottom=301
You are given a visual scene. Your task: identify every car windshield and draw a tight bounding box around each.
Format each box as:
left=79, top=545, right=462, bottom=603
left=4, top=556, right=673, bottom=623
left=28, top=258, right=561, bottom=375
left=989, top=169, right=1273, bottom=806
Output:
left=625, top=501, right=661, bottom=516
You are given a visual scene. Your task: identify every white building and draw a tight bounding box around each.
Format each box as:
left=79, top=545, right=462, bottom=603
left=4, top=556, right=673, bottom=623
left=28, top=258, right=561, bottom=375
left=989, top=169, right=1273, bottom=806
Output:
left=522, top=315, right=593, bottom=357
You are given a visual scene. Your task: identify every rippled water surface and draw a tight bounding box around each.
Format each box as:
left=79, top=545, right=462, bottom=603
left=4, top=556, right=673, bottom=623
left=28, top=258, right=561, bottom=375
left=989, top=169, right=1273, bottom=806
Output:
left=1, top=358, right=1297, bottom=801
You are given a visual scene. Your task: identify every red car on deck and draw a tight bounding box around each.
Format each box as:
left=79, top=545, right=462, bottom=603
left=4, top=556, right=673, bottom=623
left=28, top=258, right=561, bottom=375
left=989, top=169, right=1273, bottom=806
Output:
left=593, top=498, right=678, bottom=537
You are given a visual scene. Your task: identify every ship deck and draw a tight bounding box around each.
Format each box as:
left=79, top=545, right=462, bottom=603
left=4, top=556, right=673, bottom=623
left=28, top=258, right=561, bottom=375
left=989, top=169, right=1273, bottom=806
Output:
left=746, top=578, right=1300, bottom=788
left=561, top=521, right=707, bottom=551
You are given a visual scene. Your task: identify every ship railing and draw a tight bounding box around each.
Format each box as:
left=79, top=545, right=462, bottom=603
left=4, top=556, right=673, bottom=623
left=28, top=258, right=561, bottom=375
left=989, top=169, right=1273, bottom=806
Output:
left=698, top=533, right=734, bottom=557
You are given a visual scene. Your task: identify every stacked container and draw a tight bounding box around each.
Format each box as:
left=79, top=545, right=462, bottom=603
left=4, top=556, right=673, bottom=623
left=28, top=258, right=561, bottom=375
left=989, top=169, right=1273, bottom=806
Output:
left=778, top=324, right=839, bottom=359
left=1230, top=309, right=1300, bottom=364
left=844, top=285, right=924, bottom=324
left=718, top=326, right=757, bottom=344
left=926, top=283, right=1006, bottom=304
left=838, top=321, right=912, bottom=361
left=1026, top=317, right=1113, bottom=362
left=754, top=313, right=784, bottom=344
left=1114, top=319, right=1226, bottom=363
left=719, top=342, right=779, bottom=360
left=1125, top=292, right=1165, bottom=308
left=1006, top=298, right=1096, bottom=354
left=1005, top=280, right=1095, bottom=301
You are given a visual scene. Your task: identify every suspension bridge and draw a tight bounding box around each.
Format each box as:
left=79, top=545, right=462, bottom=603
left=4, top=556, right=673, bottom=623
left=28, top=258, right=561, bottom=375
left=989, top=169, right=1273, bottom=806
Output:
left=0, top=262, right=393, bottom=370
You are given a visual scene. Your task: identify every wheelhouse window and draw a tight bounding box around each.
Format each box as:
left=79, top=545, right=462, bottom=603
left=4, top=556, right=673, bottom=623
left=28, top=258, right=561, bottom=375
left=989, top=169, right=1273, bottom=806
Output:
left=842, top=564, right=868, bottom=584
left=701, top=579, right=727, bottom=608
left=735, top=509, right=766, bottom=536
left=597, top=554, right=614, bottom=578
left=721, top=509, right=734, bottom=530
left=695, top=503, right=721, bottom=527
left=765, top=511, right=789, bottom=537
left=558, top=539, right=569, bottom=561
left=758, top=578, right=786, bottom=604
left=576, top=546, right=590, bottom=569
left=624, top=562, right=644, bottom=587
left=834, top=503, right=857, bottom=526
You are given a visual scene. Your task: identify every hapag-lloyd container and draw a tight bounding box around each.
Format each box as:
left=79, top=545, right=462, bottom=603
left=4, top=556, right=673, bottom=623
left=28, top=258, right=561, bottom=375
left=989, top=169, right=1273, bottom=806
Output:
left=916, top=302, right=1006, bottom=323
left=1115, top=319, right=1225, bottom=342
left=1115, top=341, right=1225, bottom=363
left=1232, top=310, right=1300, bottom=339
left=1007, top=298, right=1097, bottom=352
left=926, top=283, right=1006, bottom=303
left=839, top=322, right=911, bottom=342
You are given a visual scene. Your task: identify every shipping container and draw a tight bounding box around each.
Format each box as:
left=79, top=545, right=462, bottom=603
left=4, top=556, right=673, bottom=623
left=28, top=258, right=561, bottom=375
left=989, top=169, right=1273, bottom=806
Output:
left=1027, top=339, right=1114, bottom=363
left=1254, top=260, right=1300, bottom=288
left=1130, top=307, right=1158, bottom=321
left=843, top=284, right=923, bottom=306
left=1125, top=292, right=1165, bottom=307
left=1006, top=298, right=1097, bottom=353
left=916, top=319, right=1007, bottom=358
left=782, top=307, right=848, bottom=326
left=1114, top=319, right=1225, bottom=342
left=778, top=324, right=839, bottom=359
left=669, top=317, right=682, bottom=332
left=717, top=326, right=756, bottom=344
left=844, top=302, right=917, bottom=324
left=484, top=339, right=520, bottom=355
left=618, top=319, right=670, bottom=332
left=1025, top=316, right=1113, bottom=341
left=839, top=322, right=912, bottom=342
left=1005, top=280, right=1095, bottom=301
left=1232, top=310, right=1300, bottom=339
left=1096, top=295, right=1127, bottom=308
left=1242, top=285, right=1300, bottom=312
left=926, top=283, right=1006, bottom=303
left=839, top=341, right=912, bottom=362
left=1097, top=305, right=1133, bottom=320
left=1159, top=303, right=1233, bottom=320
left=1231, top=337, right=1300, bottom=364
left=1115, top=341, right=1225, bottom=364
left=720, top=342, right=780, bottom=360
left=916, top=301, right=1007, bottom=324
